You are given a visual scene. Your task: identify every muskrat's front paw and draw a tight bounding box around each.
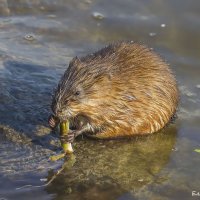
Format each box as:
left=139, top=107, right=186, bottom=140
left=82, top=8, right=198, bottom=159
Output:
left=65, top=130, right=77, bottom=143
left=48, top=115, right=59, bottom=129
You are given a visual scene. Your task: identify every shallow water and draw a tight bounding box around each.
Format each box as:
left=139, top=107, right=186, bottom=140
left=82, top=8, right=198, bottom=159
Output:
left=0, top=0, right=200, bottom=200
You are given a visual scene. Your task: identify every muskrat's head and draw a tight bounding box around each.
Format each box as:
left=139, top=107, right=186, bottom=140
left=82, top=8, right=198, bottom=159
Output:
left=51, top=56, right=112, bottom=121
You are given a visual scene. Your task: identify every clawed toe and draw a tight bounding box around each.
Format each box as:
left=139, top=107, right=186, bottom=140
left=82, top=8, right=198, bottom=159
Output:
left=49, top=118, right=55, bottom=127
left=48, top=115, right=59, bottom=129
left=60, top=130, right=77, bottom=143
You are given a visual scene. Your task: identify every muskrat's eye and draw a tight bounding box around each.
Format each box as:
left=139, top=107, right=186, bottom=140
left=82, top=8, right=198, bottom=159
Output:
left=74, top=91, right=81, bottom=96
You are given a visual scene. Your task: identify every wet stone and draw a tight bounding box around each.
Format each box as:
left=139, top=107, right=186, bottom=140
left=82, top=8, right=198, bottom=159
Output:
left=196, top=84, right=200, bottom=89
left=92, top=12, right=105, bottom=20
left=47, top=14, right=57, bottom=18
left=149, top=32, right=157, bottom=37
left=161, top=23, right=166, bottom=28
left=24, top=34, right=36, bottom=41
left=85, top=0, right=92, bottom=4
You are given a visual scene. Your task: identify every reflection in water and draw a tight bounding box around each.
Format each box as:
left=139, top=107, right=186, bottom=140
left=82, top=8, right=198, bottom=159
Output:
left=46, top=126, right=177, bottom=199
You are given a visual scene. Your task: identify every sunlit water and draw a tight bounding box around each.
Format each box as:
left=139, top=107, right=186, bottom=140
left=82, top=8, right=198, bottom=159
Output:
left=0, top=1, right=200, bottom=200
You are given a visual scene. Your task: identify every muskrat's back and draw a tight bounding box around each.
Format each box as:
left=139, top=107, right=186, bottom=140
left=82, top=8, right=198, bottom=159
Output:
left=51, top=42, right=179, bottom=139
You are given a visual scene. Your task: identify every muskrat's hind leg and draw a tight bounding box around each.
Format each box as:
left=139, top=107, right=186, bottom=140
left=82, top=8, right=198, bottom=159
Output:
left=94, top=126, right=133, bottom=139
left=65, top=125, right=93, bottom=143
left=64, top=130, right=82, bottom=143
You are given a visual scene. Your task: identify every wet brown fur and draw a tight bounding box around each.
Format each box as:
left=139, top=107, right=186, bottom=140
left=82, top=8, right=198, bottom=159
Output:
left=51, top=42, right=179, bottom=139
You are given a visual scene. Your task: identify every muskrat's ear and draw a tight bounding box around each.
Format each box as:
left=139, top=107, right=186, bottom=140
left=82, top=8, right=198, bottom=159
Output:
left=70, top=56, right=81, bottom=66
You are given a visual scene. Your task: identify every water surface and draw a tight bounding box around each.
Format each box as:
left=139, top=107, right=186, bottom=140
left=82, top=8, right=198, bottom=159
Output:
left=0, top=1, right=200, bottom=200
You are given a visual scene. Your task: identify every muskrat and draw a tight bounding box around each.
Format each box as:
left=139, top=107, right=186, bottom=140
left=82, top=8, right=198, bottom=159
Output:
left=48, top=42, right=179, bottom=142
